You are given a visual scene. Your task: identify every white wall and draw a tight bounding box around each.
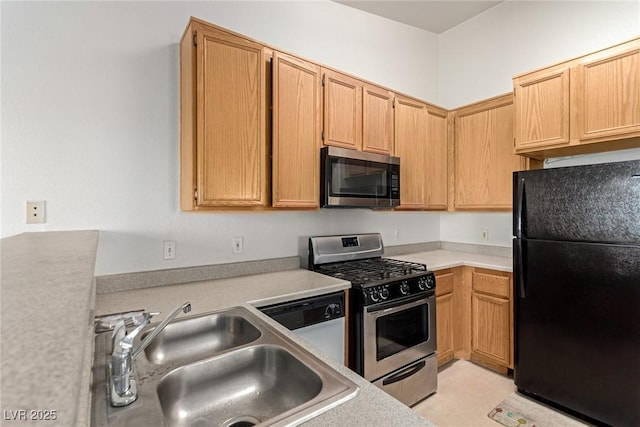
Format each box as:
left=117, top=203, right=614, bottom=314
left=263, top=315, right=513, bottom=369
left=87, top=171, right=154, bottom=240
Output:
left=439, top=0, right=640, bottom=247
left=4, top=1, right=639, bottom=274
left=1, top=1, right=441, bottom=275
left=439, top=0, right=640, bottom=108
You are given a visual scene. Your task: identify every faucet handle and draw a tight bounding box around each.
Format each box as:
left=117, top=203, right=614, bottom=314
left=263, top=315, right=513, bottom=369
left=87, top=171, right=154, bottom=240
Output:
left=119, top=312, right=155, bottom=351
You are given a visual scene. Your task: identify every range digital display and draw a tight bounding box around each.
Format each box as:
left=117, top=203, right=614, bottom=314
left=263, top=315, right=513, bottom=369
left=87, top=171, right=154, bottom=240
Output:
left=341, top=237, right=359, bottom=247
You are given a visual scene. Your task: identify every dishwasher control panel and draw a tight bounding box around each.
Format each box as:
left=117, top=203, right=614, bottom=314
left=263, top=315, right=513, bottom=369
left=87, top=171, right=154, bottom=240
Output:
left=259, top=291, right=345, bottom=331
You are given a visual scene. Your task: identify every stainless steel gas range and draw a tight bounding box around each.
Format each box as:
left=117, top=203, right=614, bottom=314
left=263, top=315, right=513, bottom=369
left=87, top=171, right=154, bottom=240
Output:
left=308, top=233, right=437, bottom=406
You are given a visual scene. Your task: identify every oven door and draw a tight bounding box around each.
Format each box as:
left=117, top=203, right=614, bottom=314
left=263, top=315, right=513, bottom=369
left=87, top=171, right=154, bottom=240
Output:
left=321, top=146, right=400, bottom=208
left=363, top=294, right=436, bottom=381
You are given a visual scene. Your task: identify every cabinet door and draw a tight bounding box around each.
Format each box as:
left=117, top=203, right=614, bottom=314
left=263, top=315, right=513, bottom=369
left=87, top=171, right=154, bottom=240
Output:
left=424, top=106, right=448, bottom=210
left=513, top=67, right=570, bottom=151
left=272, top=52, right=321, bottom=208
left=454, top=94, right=527, bottom=210
left=437, top=293, right=454, bottom=366
left=323, top=69, right=362, bottom=150
left=435, top=270, right=455, bottom=366
left=195, top=26, right=268, bottom=207
left=394, top=96, right=427, bottom=209
left=362, top=83, right=394, bottom=155
left=471, top=293, right=510, bottom=368
left=573, top=41, right=640, bottom=144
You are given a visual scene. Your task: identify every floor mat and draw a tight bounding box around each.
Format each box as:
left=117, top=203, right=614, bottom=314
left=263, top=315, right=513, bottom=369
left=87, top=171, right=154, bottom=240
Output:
left=488, top=392, right=592, bottom=427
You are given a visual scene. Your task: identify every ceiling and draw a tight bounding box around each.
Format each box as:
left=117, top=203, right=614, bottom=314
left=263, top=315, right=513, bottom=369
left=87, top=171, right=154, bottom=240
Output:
left=334, top=0, right=503, bottom=34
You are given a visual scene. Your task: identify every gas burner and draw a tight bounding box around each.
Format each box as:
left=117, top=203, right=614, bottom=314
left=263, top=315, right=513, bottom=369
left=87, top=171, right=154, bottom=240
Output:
left=315, top=257, right=427, bottom=288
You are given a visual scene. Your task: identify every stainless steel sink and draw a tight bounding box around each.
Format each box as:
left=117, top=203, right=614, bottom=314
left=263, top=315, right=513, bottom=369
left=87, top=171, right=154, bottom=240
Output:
left=157, top=345, right=323, bottom=427
left=91, top=305, right=358, bottom=427
left=143, top=311, right=261, bottom=365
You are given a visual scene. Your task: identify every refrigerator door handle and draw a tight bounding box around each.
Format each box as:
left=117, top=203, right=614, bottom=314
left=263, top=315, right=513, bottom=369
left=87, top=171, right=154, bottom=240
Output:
left=515, top=177, right=525, bottom=239
left=515, top=239, right=526, bottom=298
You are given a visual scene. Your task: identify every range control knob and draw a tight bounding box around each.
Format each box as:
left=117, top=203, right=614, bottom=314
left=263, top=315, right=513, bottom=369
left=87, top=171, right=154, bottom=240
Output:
left=369, top=288, right=380, bottom=303
left=380, top=286, right=390, bottom=300
left=418, top=277, right=427, bottom=290
left=400, top=281, right=410, bottom=295
left=427, top=275, right=435, bottom=288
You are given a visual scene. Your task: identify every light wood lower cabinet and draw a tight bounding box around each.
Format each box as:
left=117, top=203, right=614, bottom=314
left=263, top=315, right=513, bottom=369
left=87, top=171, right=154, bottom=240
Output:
left=435, top=269, right=455, bottom=366
left=435, top=266, right=513, bottom=373
left=470, top=268, right=513, bottom=372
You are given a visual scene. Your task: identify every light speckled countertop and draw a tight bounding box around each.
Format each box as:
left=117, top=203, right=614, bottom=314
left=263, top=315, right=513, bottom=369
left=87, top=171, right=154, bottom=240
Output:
left=93, top=249, right=511, bottom=426
left=95, top=270, right=434, bottom=427
left=1, top=231, right=99, bottom=427
left=392, top=249, right=512, bottom=273
left=2, top=230, right=513, bottom=427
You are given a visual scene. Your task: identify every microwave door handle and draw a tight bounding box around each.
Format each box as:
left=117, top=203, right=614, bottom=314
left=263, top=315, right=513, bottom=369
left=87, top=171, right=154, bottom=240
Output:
left=382, top=360, right=426, bottom=386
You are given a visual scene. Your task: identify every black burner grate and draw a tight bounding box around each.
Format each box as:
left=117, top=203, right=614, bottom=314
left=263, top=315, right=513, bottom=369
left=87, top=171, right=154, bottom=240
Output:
left=315, top=258, right=426, bottom=287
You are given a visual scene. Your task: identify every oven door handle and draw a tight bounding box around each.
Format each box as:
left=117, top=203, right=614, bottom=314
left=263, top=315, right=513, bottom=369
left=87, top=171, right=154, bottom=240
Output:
left=366, top=295, right=429, bottom=316
left=382, top=360, right=426, bottom=386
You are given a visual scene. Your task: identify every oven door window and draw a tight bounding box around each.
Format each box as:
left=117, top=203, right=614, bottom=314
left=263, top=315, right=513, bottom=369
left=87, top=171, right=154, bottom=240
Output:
left=376, top=304, right=429, bottom=361
left=329, top=157, right=389, bottom=198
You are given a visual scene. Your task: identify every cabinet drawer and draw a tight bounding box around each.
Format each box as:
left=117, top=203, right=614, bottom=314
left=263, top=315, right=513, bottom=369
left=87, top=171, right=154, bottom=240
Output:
left=472, top=270, right=510, bottom=298
left=435, top=270, right=454, bottom=296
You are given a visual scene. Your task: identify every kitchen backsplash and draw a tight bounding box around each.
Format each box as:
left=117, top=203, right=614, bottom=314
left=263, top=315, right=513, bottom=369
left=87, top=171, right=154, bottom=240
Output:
left=96, top=241, right=510, bottom=293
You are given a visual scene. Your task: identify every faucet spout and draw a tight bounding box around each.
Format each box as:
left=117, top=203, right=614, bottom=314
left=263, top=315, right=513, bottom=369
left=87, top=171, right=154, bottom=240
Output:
left=132, top=301, right=191, bottom=359
left=109, top=301, right=191, bottom=406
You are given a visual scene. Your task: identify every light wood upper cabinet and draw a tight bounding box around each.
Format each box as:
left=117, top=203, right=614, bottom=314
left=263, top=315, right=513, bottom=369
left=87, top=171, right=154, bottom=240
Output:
left=514, top=67, right=570, bottom=150
left=573, top=42, right=640, bottom=144
left=514, top=37, right=640, bottom=159
left=362, top=83, right=395, bottom=155
left=425, top=105, right=449, bottom=210
left=180, top=19, right=269, bottom=210
left=394, top=96, right=427, bottom=209
left=322, top=68, right=362, bottom=151
left=453, top=94, right=530, bottom=210
left=322, top=69, right=395, bottom=156
left=272, top=51, right=321, bottom=208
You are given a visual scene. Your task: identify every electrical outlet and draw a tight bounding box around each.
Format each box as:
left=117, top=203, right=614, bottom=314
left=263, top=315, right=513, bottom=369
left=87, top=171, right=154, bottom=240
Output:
left=481, top=229, right=489, bottom=241
left=232, top=237, right=243, bottom=254
left=163, top=241, right=176, bottom=260
left=26, top=200, right=46, bottom=224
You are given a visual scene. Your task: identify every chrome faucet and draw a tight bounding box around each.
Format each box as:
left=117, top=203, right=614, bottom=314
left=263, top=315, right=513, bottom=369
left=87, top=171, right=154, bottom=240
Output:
left=109, top=301, right=191, bottom=407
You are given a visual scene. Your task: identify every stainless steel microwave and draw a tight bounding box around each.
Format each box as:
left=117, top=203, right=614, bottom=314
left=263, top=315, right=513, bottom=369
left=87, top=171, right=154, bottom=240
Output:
left=321, top=146, right=400, bottom=208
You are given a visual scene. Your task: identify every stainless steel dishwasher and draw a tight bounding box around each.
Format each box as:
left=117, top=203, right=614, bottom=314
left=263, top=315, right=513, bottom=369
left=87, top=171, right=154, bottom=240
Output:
left=259, top=292, right=345, bottom=365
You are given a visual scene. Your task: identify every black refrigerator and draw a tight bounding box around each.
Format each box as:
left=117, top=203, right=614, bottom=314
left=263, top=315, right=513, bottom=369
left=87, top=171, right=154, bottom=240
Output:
left=513, top=160, right=640, bottom=427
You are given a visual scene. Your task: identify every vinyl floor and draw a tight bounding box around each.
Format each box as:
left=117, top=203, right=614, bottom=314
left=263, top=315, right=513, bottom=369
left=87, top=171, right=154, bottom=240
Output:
left=412, top=359, right=516, bottom=427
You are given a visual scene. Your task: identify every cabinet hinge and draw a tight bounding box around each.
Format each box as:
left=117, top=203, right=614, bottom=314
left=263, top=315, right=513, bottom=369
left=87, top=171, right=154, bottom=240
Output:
left=193, top=32, right=197, bottom=47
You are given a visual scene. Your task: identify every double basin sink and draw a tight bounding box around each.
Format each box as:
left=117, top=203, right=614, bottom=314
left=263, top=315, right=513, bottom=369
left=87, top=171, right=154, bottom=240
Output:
left=91, top=305, right=358, bottom=427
